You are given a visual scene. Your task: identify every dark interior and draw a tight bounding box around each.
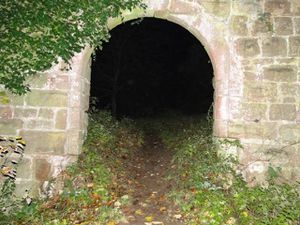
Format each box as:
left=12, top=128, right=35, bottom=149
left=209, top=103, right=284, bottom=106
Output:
left=90, top=18, right=213, bottom=118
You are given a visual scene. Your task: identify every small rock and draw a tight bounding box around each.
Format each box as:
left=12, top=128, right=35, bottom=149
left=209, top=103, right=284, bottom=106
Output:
left=139, top=202, right=148, bottom=207
left=86, top=182, right=94, bottom=188
left=128, top=215, right=135, bottom=221
left=114, top=201, right=121, bottom=208
left=121, top=194, right=129, bottom=200
left=174, top=214, right=182, bottom=219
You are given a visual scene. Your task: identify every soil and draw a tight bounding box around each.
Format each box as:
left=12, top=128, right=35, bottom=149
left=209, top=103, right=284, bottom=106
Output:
left=118, top=132, right=185, bottom=225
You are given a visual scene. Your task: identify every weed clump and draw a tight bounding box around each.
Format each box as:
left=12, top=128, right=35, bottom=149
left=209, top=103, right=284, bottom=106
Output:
left=4, top=111, right=144, bottom=225
left=151, top=115, right=300, bottom=225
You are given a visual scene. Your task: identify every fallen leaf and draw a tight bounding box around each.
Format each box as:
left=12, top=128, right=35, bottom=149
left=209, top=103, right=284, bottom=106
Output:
left=145, top=216, right=153, bottom=222
left=135, top=209, right=144, bottom=215
left=159, top=207, right=167, bottom=212
left=107, top=221, right=116, bottom=225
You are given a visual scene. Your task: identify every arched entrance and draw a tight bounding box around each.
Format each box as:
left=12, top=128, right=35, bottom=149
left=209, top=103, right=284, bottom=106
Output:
left=90, top=17, right=214, bottom=118
left=67, top=2, right=232, bottom=157
left=4, top=0, right=299, bottom=196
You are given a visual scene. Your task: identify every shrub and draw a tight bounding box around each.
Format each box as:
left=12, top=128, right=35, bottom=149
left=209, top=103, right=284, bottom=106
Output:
left=7, top=111, right=144, bottom=224
left=155, top=115, right=300, bottom=225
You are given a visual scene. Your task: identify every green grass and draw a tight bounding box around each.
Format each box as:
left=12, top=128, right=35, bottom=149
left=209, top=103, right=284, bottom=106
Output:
left=2, top=111, right=144, bottom=225
left=148, top=114, right=300, bottom=225
left=2, top=111, right=300, bottom=224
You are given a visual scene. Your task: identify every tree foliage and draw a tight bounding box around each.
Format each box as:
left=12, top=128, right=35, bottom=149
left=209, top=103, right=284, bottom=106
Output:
left=0, top=0, right=146, bottom=94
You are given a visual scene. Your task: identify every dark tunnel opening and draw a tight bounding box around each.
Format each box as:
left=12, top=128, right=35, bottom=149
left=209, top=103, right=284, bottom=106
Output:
left=90, top=18, right=214, bottom=118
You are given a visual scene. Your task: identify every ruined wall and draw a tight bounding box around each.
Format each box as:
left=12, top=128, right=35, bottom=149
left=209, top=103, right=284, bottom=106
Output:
left=0, top=0, right=299, bottom=195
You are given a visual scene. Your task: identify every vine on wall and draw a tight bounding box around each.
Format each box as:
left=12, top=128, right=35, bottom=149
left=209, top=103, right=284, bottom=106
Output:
left=0, top=0, right=146, bottom=94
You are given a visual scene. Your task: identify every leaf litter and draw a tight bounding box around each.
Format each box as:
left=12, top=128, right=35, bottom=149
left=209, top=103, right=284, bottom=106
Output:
left=117, top=132, right=185, bottom=225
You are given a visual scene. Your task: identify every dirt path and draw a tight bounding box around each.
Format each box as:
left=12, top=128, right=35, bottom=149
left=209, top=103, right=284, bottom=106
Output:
left=118, top=133, right=185, bottom=225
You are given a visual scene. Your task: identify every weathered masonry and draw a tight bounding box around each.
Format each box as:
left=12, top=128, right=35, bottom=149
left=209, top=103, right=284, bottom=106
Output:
left=0, top=0, right=299, bottom=195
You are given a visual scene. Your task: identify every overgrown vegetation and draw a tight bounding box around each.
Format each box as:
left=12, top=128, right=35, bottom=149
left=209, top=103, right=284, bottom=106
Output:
left=149, top=115, right=300, bottom=225
left=2, top=111, right=143, bottom=224
left=1, top=112, right=299, bottom=224
left=0, top=0, right=145, bottom=94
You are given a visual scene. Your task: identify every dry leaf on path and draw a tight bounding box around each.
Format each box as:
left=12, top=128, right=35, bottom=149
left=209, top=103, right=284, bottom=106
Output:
left=106, top=221, right=116, bottom=225
left=145, top=215, right=154, bottom=222
left=135, top=209, right=144, bottom=215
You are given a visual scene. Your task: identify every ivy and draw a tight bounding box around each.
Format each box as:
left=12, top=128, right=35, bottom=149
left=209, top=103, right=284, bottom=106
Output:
left=0, top=0, right=146, bottom=94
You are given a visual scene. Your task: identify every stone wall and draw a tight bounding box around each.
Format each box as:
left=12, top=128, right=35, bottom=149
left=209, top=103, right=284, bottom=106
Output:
left=0, top=0, right=299, bottom=195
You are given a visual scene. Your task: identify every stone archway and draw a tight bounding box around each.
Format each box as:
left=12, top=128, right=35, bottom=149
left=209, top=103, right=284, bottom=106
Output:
left=7, top=0, right=300, bottom=195
left=67, top=1, right=233, bottom=159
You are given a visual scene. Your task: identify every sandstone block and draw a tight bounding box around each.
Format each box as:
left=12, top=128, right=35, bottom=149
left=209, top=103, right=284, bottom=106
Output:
left=279, top=83, right=300, bottom=96
left=274, top=17, right=293, bottom=35
left=35, top=158, right=51, bottom=181
left=279, top=124, right=300, bottom=142
left=294, top=18, right=300, bottom=34
left=55, top=109, right=67, bottom=130
left=247, top=122, right=277, bottom=139
left=68, top=109, right=82, bottom=129
left=228, top=122, right=277, bottom=140
left=283, top=97, right=296, bottom=103
left=291, top=0, right=300, bottom=15
left=244, top=81, right=277, bottom=102
left=236, top=38, right=260, bottom=57
left=198, top=0, right=230, bottom=18
left=252, top=17, right=273, bottom=35
left=0, top=119, right=23, bottom=135
left=243, top=72, right=257, bottom=81
left=25, top=119, right=53, bottom=130
left=230, top=16, right=248, bottom=36
left=66, top=130, right=84, bottom=155
left=20, top=131, right=66, bottom=154
left=26, top=91, right=68, bottom=107
left=264, top=0, right=291, bottom=15
left=10, top=95, right=25, bottom=106
left=242, top=58, right=274, bottom=71
left=262, top=37, right=287, bottom=56
left=232, top=0, right=263, bottom=15
left=169, top=0, right=198, bottom=14
left=83, top=80, right=91, bottom=98
left=14, top=108, right=37, bottom=118
left=55, top=76, right=70, bottom=90
left=143, top=0, right=169, bottom=12
left=213, top=119, right=228, bottom=137
left=289, top=36, right=300, bottom=56
left=289, top=148, right=300, bottom=167
left=242, top=103, right=267, bottom=122
left=15, top=180, right=40, bottom=197
left=269, top=104, right=297, bottom=121
left=26, top=74, right=48, bottom=89
left=263, top=65, right=297, bottom=82
left=16, top=157, right=33, bottom=179
left=0, top=107, right=12, bottom=119
left=38, top=108, right=54, bottom=119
